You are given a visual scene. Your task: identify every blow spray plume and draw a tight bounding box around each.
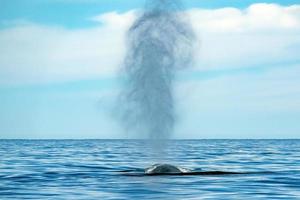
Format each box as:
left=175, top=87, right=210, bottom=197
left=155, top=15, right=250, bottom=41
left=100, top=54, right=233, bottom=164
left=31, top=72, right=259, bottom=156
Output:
left=119, top=0, right=195, bottom=139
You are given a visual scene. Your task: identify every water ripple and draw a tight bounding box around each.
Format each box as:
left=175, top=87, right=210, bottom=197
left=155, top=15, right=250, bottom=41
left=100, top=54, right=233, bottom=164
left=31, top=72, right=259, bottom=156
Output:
left=0, top=139, right=300, bottom=199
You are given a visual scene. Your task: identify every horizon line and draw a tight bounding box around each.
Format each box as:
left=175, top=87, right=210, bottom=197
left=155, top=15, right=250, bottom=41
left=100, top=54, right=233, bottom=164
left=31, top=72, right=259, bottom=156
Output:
left=1, top=138, right=300, bottom=140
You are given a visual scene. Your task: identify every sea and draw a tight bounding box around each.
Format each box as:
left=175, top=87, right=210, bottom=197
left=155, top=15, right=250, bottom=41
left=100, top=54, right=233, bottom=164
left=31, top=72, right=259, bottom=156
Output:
left=0, top=139, right=300, bottom=199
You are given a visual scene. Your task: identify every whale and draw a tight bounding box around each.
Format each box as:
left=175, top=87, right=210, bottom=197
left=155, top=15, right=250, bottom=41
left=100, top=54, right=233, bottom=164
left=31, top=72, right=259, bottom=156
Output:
left=145, top=164, right=189, bottom=174
left=143, top=164, right=247, bottom=176
left=120, top=164, right=257, bottom=176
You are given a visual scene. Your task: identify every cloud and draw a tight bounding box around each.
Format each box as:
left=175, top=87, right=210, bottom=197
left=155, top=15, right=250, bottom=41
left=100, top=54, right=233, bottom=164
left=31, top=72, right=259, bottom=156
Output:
left=173, top=63, right=300, bottom=138
left=176, top=64, right=300, bottom=114
left=0, top=3, right=300, bottom=86
left=90, top=10, right=136, bottom=27
left=189, top=3, right=300, bottom=70
left=190, top=4, right=300, bottom=32
left=0, top=17, right=131, bottom=85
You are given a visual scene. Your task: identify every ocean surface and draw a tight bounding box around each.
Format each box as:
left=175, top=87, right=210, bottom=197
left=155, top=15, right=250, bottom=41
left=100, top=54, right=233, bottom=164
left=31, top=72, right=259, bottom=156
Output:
left=0, top=139, right=300, bottom=199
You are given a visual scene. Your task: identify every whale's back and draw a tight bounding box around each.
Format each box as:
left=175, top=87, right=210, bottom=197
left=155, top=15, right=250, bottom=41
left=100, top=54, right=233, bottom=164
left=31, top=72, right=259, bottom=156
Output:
left=145, top=164, right=187, bottom=174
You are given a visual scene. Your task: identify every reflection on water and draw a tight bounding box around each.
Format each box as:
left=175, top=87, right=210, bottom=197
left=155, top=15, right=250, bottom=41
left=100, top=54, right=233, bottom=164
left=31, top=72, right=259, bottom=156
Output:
left=0, top=140, right=300, bottom=199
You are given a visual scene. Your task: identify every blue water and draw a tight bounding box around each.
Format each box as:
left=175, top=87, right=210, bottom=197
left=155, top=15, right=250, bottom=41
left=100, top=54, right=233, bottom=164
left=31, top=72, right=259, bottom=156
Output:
left=1, top=140, right=300, bottom=199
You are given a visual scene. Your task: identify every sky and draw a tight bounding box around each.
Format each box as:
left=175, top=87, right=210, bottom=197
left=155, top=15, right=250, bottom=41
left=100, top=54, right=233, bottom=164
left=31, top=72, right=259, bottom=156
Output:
left=0, top=0, right=300, bottom=139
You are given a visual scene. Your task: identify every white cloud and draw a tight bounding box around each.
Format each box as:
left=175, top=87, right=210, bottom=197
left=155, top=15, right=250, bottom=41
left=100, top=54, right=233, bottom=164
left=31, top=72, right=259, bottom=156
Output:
left=189, top=4, right=300, bottom=70
left=90, top=10, right=136, bottom=27
left=176, top=64, right=300, bottom=114
left=173, top=64, right=300, bottom=138
left=0, top=17, right=131, bottom=85
left=190, top=4, right=300, bottom=32
left=0, top=3, right=299, bottom=86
